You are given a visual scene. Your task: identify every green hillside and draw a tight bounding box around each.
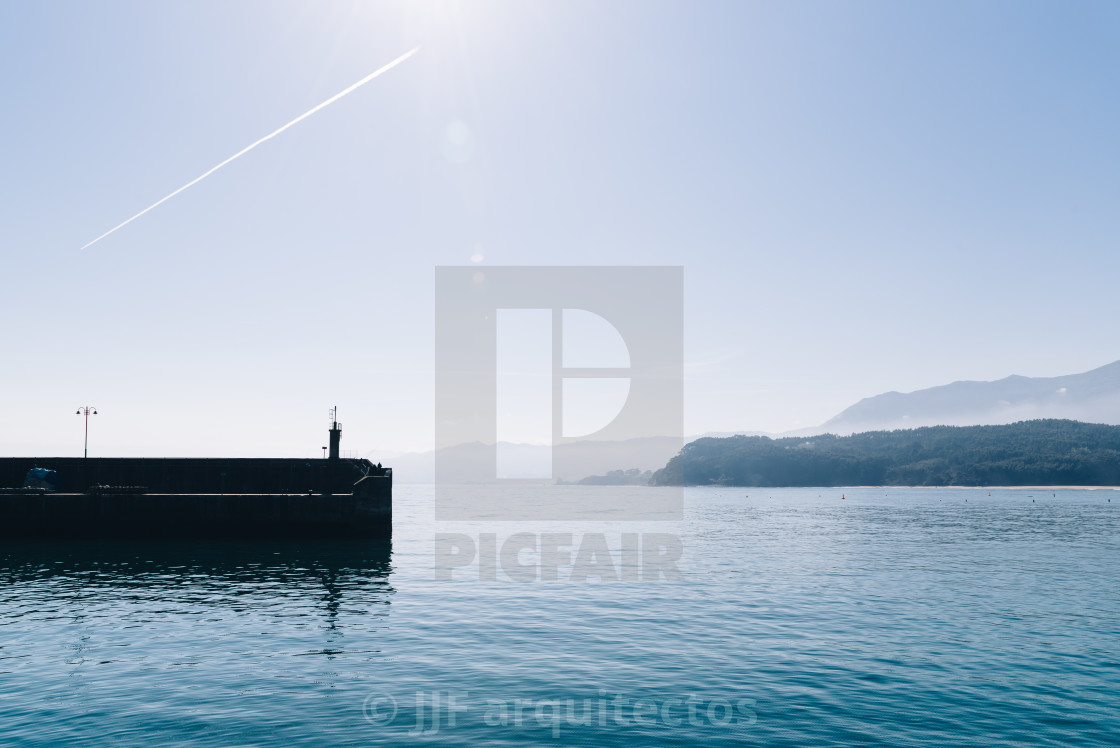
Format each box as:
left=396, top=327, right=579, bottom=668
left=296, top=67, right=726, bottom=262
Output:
left=650, top=420, right=1120, bottom=486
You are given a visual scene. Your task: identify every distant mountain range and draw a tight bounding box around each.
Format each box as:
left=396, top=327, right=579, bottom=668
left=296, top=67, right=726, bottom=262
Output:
left=384, top=436, right=682, bottom=484
left=385, top=360, right=1120, bottom=483
left=820, top=360, right=1120, bottom=434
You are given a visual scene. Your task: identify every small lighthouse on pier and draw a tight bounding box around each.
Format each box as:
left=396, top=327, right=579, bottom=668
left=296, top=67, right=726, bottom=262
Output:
left=328, top=406, right=342, bottom=460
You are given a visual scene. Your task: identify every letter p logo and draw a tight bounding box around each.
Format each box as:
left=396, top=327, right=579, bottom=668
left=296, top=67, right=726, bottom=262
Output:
left=435, top=267, right=683, bottom=521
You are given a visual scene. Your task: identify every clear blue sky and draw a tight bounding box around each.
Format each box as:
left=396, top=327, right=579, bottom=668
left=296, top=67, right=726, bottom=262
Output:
left=2, top=0, right=1118, bottom=457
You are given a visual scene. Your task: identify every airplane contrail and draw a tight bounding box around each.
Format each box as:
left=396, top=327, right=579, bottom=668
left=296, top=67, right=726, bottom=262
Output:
left=80, top=46, right=420, bottom=250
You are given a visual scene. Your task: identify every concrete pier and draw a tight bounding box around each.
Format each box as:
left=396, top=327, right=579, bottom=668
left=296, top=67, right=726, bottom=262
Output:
left=0, top=491, right=390, bottom=539
left=0, top=458, right=391, bottom=539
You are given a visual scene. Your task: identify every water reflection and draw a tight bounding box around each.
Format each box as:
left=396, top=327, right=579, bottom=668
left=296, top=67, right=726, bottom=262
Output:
left=0, top=540, right=395, bottom=632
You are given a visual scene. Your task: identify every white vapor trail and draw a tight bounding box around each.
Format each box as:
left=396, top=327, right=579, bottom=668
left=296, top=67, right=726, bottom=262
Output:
left=80, top=46, right=421, bottom=250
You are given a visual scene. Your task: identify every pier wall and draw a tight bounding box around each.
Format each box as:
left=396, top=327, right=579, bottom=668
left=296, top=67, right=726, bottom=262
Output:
left=0, top=457, right=378, bottom=495
left=0, top=490, right=391, bottom=539
left=0, top=458, right=392, bottom=539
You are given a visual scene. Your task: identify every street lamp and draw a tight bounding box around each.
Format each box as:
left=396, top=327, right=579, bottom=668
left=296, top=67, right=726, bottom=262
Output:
left=76, top=406, right=97, bottom=458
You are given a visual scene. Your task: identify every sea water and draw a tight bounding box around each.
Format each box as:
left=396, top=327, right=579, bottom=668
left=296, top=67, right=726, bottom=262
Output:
left=1, top=486, right=1117, bottom=746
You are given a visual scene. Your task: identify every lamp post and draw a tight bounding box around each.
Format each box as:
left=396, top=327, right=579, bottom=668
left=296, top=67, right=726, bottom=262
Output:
left=76, top=406, right=97, bottom=458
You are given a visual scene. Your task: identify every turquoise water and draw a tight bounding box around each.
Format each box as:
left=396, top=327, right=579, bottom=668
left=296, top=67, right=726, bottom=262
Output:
left=2, top=487, right=1118, bottom=746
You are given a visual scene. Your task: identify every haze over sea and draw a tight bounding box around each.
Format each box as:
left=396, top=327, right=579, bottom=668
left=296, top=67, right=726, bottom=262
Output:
left=3, top=486, right=1117, bottom=746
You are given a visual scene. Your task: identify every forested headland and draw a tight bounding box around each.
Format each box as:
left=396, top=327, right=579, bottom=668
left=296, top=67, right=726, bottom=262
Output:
left=650, top=420, right=1120, bottom=486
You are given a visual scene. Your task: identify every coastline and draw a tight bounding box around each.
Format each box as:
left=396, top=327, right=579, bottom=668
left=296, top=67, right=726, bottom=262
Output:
left=676, top=484, right=1120, bottom=490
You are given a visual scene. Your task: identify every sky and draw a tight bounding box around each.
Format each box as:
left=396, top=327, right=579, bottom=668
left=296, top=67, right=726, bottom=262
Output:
left=2, top=0, right=1119, bottom=458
